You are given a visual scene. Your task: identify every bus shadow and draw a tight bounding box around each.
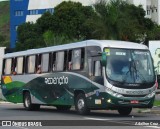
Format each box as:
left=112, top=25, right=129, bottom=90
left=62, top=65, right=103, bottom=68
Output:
left=6, top=105, right=148, bottom=118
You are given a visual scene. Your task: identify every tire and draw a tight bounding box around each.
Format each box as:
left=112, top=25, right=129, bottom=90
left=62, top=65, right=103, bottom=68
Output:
left=75, top=93, right=90, bottom=115
left=23, top=92, right=40, bottom=111
left=118, top=107, right=132, bottom=116
left=56, top=105, right=71, bottom=111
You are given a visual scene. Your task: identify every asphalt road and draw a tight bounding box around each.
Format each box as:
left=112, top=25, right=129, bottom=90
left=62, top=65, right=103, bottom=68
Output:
left=0, top=103, right=160, bottom=129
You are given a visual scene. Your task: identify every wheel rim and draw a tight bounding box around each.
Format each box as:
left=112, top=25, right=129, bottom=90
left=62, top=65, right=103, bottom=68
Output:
left=77, top=98, right=85, bottom=110
left=25, top=96, right=30, bottom=108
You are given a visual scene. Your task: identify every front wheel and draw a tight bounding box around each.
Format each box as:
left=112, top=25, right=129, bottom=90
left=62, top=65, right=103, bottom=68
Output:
left=118, top=107, right=132, bottom=116
left=23, top=92, right=40, bottom=111
left=75, top=93, right=90, bottom=115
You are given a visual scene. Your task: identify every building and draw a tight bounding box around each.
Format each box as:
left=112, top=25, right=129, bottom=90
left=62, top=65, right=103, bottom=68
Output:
left=10, top=0, right=54, bottom=48
left=126, top=0, right=160, bottom=25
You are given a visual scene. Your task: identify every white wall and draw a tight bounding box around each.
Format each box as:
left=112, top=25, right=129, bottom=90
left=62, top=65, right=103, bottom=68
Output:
left=28, top=0, right=55, bottom=10
left=0, top=47, right=5, bottom=76
left=0, top=47, right=6, bottom=100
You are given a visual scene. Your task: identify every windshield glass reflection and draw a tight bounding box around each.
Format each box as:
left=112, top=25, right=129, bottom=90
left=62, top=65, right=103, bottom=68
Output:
left=105, top=48, right=155, bottom=84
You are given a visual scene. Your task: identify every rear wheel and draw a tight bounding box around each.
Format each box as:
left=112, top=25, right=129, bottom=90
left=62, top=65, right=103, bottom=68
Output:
left=75, top=93, right=90, bottom=115
left=118, top=107, right=132, bottom=116
left=23, top=92, right=40, bottom=111
left=56, top=105, right=71, bottom=111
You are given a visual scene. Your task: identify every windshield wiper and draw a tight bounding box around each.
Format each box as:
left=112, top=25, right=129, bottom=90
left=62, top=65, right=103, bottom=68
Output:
left=122, top=60, right=147, bottom=84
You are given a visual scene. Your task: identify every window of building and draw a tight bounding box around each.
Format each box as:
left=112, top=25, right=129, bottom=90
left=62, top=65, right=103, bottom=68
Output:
left=27, top=55, right=36, bottom=73
left=29, top=10, right=38, bottom=15
left=16, top=57, right=24, bottom=74
left=15, top=26, right=18, bottom=31
left=15, top=11, right=24, bottom=16
left=15, top=0, right=23, bottom=1
left=147, top=10, right=150, bottom=15
left=46, top=9, right=54, bottom=14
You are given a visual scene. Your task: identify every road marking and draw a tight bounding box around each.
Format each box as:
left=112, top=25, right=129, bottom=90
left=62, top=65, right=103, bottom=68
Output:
left=84, top=117, right=132, bottom=126
left=84, top=117, right=160, bottom=128
left=14, top=126, right=29, bottom=129
left=84, top=117, right=111, bottom=121
left=146, top=126, right=160, bottom=129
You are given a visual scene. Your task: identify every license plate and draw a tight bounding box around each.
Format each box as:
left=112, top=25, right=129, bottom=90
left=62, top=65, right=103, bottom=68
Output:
left=130, top=100, right=139, bottom=104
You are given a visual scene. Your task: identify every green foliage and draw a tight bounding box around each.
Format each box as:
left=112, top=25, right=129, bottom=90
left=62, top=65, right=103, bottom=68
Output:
left=16, top=0, right=160, bottom=51
left=43, top=30, right=83, bottom=46
left=52, top=1, right=95, bottom=39
left=88, top=0, right=153, bottom=42
left=16, top=22, right=45, bottom=51
left=0, top=1, right=10, bottom=48
left=154, top=100, right=160, bottom=106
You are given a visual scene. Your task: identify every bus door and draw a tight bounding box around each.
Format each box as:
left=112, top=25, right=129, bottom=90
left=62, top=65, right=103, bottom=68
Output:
left=88, top=56, right=103, bottom=86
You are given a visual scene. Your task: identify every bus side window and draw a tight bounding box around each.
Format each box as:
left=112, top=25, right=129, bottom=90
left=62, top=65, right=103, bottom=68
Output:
left=2, top=59, right=6, bottom=75
left=88, top=58, right=93, bottom=76
left=94, top=61, right=102, bottom=76
left=36, top=54, right=41, bottom=74
left=68, top=48, right=84, bottom=71
left=68, top=50, right=72, bottom=70
left=64, top=51, right=68, bottom=70
left=72, top=49, right=81, bottom=70
left=41, top=53, right=49, bottom=73
left=16, top=56, right=24, bottom=74
left=48, top=53, right=52, bottom=72
left=4, top=58, right=12, bottom=75
left=11, top=58, right=17, bottom=75
left=27, top=55, right=36, bottom=74
left=81, top=48, right=85, bottom=69
left=56, top=51, right=64, bottom=71
left=52, top=52, right=56, bottom=71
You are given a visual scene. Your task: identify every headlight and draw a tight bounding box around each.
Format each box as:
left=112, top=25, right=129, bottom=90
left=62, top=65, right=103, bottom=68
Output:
left=106, top=88, right=123, bottom=98
left=147, top=91, right=155, bottom=98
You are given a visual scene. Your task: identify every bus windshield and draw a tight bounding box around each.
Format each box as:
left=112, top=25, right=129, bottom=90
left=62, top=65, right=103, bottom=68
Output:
left=105, top=48, right=155, bottom=84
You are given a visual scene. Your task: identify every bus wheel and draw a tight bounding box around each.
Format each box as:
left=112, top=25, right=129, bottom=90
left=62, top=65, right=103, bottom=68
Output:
left=118, top=107, right=132, bottom=116
left=75, top=93, right=90, bottom=115
left=56, top=105, right=71, bottom=111
left=24, top=92, right=40, bottom=111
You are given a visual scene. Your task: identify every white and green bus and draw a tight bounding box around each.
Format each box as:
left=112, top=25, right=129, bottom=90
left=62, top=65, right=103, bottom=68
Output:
left=0, top=40, right=156, bottom=115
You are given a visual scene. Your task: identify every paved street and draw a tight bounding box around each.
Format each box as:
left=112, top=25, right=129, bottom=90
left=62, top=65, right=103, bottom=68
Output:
left=0, top=102, right=160, bottom=129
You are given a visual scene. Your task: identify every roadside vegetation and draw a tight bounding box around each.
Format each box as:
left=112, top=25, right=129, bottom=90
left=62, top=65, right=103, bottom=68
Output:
left=154, top=100, right=160, bottom=106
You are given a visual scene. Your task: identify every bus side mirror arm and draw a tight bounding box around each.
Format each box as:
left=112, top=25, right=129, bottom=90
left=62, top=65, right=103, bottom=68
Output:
left=101, top=52, right=107, bottom=66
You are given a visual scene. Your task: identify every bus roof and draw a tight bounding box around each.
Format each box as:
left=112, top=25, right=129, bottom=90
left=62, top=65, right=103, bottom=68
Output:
left=4, top=40, right=148, bottom=58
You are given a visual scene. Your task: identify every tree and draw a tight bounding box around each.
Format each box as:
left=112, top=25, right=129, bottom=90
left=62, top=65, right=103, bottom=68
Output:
left=51, top=1, right=95, bottom=39
left=16, top=22, right=45, bottom=51
left=87, top=0, right=156, bottom=42
left=43, top=30, right=83, bottom=46
left=36, top=12, right=54, bottom=33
